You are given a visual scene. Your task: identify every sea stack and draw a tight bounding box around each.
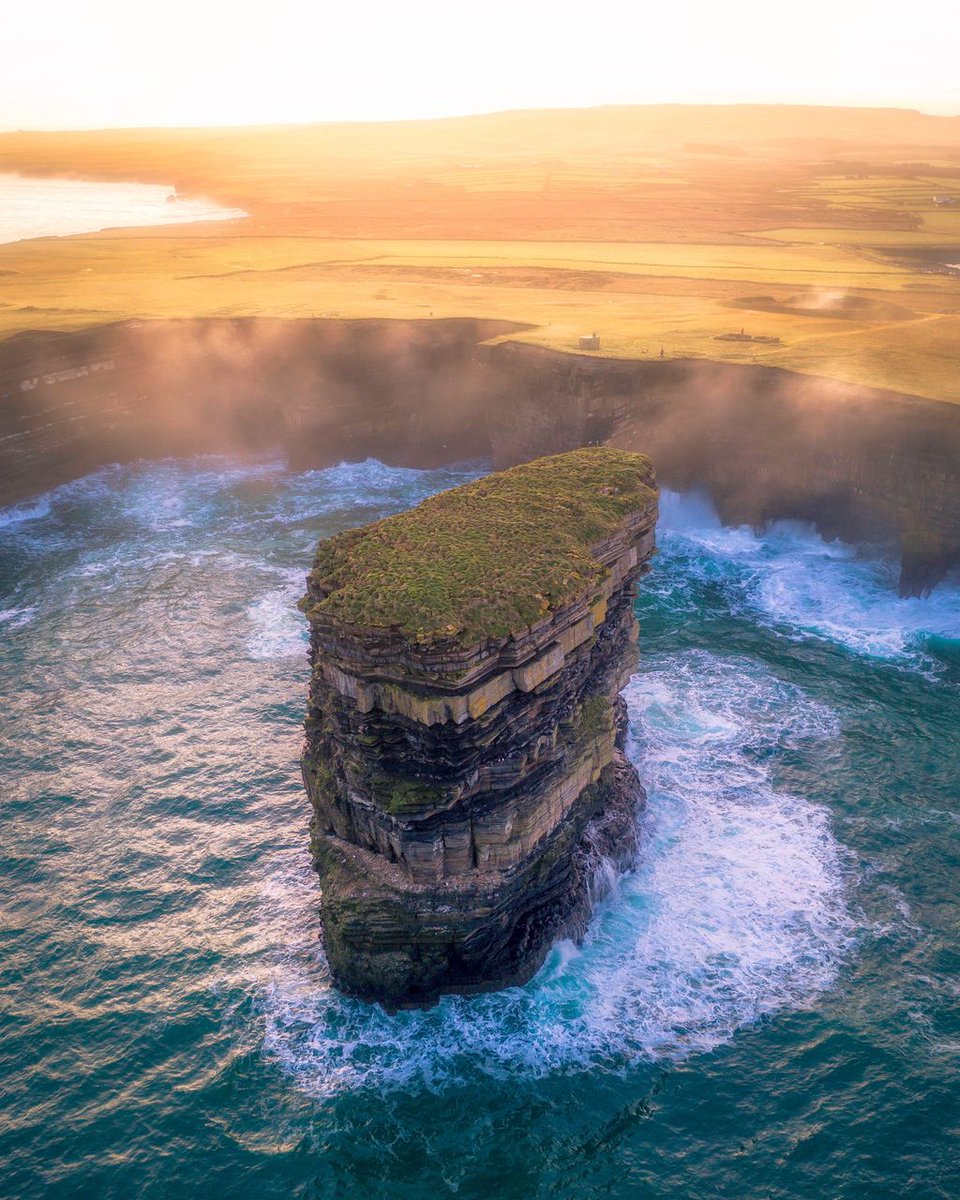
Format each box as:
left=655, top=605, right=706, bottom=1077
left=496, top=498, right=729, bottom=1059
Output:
left=300, top=448, right=658, bottom=1007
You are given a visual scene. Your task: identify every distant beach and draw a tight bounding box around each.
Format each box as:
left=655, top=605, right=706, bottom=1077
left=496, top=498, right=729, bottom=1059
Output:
left=0, top=173, right=246, bottom=244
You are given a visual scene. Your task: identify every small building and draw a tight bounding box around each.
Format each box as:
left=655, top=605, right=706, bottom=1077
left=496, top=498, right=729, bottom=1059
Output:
left=579, top=333, right=601, bottom=351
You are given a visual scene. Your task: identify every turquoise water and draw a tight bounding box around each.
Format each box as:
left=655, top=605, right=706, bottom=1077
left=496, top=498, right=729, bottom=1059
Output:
left=1, top=458, right=959, bottom=1199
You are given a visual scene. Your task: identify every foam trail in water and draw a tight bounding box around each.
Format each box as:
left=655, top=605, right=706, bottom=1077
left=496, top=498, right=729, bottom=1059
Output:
left=0, top=497, right=52, bottom=529
left=0, top=605, right=37, bottom=628
left=258, top=650, right=852, bottom=1097
left=245, top=569, right=310, bottom=660
left=656, top=490, right=960, bottom=663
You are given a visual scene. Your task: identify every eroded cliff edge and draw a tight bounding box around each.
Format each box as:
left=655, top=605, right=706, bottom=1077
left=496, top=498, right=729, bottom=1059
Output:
left=299, top=449, right=658, bottom=1007
left=3, top=317, right=958, bottom=595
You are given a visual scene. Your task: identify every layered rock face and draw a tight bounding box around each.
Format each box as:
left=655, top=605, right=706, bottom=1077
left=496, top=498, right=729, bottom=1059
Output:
left=300, top=449, right=658, bottom=1007
left=0, top=317, right=519, bottom=508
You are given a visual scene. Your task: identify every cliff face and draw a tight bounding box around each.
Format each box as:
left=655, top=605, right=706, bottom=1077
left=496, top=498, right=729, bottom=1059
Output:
left=478, top=346, right=960, bottom=597
left=300, top=449, right=658, bottom=1007
left=2, top=316, right=959, bottom=594
left=0, top=317, right=519, bottom=509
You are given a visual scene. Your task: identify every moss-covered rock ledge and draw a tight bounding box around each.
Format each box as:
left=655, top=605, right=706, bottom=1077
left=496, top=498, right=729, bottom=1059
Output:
left=303, top=448, right=657, bottom=646
left=300, top=448, right=658, bottom=1008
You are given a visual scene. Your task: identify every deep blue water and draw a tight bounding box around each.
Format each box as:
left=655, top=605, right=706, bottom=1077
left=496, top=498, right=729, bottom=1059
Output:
left=1, top=458, right=959, bottom=1199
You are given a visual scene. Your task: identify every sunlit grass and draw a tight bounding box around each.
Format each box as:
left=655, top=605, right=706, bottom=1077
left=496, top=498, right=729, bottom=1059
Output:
left=0, top=106, right=958, bottom=402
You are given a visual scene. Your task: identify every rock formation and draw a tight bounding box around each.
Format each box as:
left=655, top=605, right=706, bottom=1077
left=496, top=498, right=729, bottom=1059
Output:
left=300, top=448, right=658, bottom=1007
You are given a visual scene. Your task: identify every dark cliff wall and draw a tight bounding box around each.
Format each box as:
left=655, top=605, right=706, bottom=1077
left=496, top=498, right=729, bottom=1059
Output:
left=0, top=318, right=518, bottom=508
left=2, top=317, right=958, bottom=592
left=480, top=345, right=960, bottom=592
left=479, top=346, right=960, bottom=596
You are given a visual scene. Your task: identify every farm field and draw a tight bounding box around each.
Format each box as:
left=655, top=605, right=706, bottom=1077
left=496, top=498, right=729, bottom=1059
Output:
left=1, top=104, right=959, bottom=401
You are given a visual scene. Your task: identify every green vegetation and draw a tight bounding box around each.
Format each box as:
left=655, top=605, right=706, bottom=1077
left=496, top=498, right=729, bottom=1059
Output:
left=301, top=449, right=655, bottom=647
left=573, top=695, right=614, bottom=746
left=1, top=107, right=958, bottom=401
left=303, top=748, right=334, bottom=796
left=369, top=775, right=449, bottom=816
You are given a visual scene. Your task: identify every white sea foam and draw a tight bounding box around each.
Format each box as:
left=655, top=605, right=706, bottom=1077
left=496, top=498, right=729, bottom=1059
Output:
left=257, top=650, right=852, bottom=1096
left=245, top=569, right=308, bottom=660
left=319, top=458, right=436, bottom=496
left=0, top=497, right=52, bottom=529
left=657, top=490, right=960, bottom=662
left=279, top=458, right=486, bottom=522
left=0, top=605, right=37, bottom=629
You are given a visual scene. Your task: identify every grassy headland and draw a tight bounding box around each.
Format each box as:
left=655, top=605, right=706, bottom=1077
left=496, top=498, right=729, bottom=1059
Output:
left=1, top=104, right=959, bottom=401
left=302, top=448, right=656, bottom=646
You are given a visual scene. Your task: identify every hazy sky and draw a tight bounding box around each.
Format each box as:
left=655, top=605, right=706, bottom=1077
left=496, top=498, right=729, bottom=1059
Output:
left=4, top=0, right=959, bottom=130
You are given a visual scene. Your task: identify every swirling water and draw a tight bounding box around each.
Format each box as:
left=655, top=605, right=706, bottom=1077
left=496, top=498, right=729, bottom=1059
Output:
left=1, top=459, right=958, bottom=1199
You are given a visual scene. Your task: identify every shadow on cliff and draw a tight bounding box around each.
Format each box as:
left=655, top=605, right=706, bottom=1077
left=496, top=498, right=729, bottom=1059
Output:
left=480, top=344, right=960, bottom=597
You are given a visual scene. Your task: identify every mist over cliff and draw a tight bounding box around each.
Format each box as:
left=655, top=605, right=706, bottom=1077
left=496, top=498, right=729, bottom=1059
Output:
left=2, top=316, right=958, bottom=593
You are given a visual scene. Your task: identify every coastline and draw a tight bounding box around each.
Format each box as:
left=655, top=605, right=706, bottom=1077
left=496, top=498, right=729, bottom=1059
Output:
left=0, top=172, right=247, bottom=245
left=1, top=315, right=959, bottom=595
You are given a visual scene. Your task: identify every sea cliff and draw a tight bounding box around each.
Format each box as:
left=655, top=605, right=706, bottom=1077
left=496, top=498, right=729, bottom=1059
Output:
left=2, top=317, right=958, bottom=593
left=299, top=449, right=658, bottom=1007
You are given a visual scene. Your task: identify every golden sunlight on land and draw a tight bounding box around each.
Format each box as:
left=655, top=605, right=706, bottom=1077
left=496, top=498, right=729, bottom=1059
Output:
left=1, top=105, right=959, bottom=402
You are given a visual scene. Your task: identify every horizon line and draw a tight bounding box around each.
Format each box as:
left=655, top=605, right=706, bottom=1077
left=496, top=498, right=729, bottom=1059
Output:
left=2, top=98, right=959, bottom=137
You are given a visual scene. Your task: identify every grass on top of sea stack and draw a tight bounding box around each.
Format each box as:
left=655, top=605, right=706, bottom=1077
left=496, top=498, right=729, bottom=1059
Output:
left=301, top=448, right=656, bottom=647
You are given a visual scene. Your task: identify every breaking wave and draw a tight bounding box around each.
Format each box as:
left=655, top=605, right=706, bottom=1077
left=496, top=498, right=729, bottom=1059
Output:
left=0, top=496, right=51, bottom=528
left=654, top=490, right=960, bottom=664
left=260, top=650, right=852, bottom=1096
left=245, top=569, right=310, bottom=660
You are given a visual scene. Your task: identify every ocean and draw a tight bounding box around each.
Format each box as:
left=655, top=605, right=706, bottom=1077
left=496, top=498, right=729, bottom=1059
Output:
left=1, top=457, right=958, bottom=1199
left=0, top=174, right=245, bottom=245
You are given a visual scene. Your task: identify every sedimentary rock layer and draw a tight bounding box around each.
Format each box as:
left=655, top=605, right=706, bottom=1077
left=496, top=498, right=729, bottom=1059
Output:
left=300, top=449, right=658, bottom=1007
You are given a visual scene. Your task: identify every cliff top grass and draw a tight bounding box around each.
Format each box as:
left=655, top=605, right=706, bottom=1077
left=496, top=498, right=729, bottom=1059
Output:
left=1, top=106, right=959, bottom=403
left=301, top=448, right=656, bottom=647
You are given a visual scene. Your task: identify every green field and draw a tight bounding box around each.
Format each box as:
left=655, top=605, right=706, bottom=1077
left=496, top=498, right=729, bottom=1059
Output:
left=1, top=105, right=959, bottom=402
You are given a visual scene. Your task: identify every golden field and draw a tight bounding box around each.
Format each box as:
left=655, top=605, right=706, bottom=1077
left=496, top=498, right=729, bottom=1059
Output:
left=1, top=104, right=959, bottom=401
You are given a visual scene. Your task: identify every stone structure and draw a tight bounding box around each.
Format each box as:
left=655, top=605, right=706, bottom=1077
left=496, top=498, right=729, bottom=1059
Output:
left=300, top=449, right=658, bottom=1007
